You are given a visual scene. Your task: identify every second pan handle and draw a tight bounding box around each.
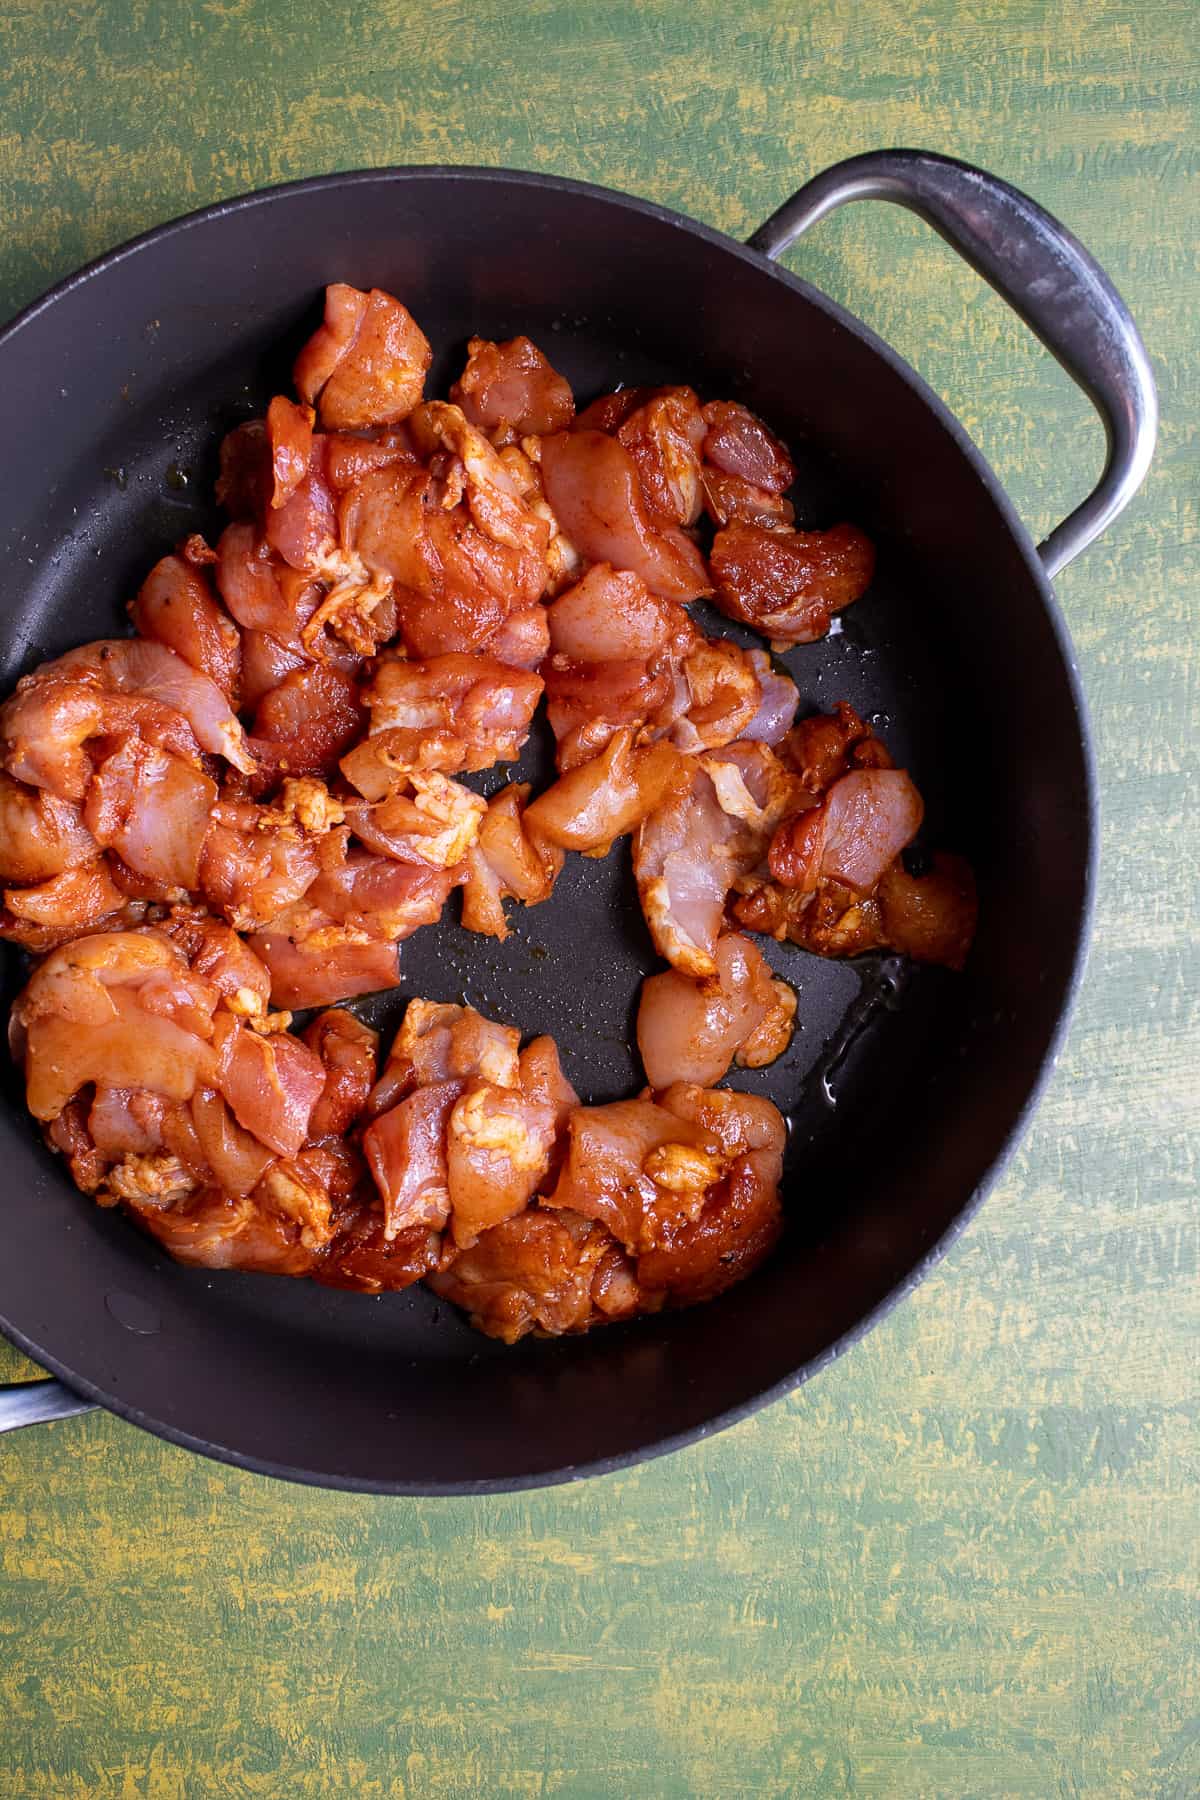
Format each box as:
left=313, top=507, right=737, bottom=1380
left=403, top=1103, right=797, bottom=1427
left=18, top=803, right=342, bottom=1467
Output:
left=0, top=1378, right=95, bottom=1434
left=747, top=149, right=1157, bottom=577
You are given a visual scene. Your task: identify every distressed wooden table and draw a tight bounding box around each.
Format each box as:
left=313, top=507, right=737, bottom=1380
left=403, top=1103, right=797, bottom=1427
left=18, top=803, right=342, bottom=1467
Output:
left=1, top=4, right=1196, bottom=1795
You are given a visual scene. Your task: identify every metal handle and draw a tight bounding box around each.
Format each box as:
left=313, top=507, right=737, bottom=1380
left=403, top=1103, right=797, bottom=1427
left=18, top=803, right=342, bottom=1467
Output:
left=0, top=1378, right=96, bottom=1433
left=747, top=149, right=1157, bottom=577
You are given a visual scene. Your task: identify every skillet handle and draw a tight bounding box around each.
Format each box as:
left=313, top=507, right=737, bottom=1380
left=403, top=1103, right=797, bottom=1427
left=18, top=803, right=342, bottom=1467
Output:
left=0, top=1378, right=96, bottom=1434
left=747, top=149, right=1157, bottom=578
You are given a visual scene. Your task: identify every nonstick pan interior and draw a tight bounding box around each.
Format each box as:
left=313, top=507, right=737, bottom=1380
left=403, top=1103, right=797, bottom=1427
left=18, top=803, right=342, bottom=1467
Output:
left=0, top=172, right=1090, bottom=1489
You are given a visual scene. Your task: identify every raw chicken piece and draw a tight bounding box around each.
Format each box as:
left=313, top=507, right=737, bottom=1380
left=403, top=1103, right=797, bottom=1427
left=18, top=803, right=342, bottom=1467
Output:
left=88, top=1086, right=168, bottom=1159
left=540, top=564, right=692, bottom=768
left=709, top=521, right=875, bottom=647
left=157, top=909, right=272, bottom=1018
left=361, top=652, right=542, bottom=775
left=0, top=859, right=138, bottom=952
left=876, top=853, right=978, bottom=971
left=122, top=1187, right=322, bottom=1277
left=701, top=401, right=795, bottom=492
left=428, top=1207, right=636, bottom=1343
left=450, top=335, right=574, bottom=442
left=294, top=284, right=433, bottom=429
left=633, top=741, right=808, bottom=978
left=317, top=1207, right=440, bottom=1293
left=779, top=700, right=888, bottom=791
left=484, top=603, right=550, bottom=669
left=84, top=738, right=217, bottom=892
left=546, top=1094, right=717, bottom=1252
left=215, top=522, right=324, bottom=638
left=701, top=467, right=795, bottom=532
left=669, top=639, right=762, bottom=753
left=304, top=1009, right=379, bottom=1137
left=730, top=710, right=975, bottom=970
left=632, top=763, right=753, bottom=978
left=344, top=771, right=486, bottom=868
left=343, top=461, right=545, bottom=654
left=239, top=628, right=310, bottom=712
left=769, top=769, right=924, bottom=895
left=262, top=437, right=337, bottom=572
left=44, top=641, right=252, bottom=770
left=543, top=564, right=767, bottom=766
left=189, top=1088, right=275, bottom=1197
left=363, top=1001, right=575, bottom=1250
left=366, top=999, right=522, bottom=1117
left=0, top=640, right=252, bottom=800
left=130, top=553, right=241, bottom=698
left=212, top=1012, right=325, bottom=1159
left=0, top=774, right=97, bottom=882
left=199, top=794, right=325, bottom=930
left=408, top=401, right=553, bottom=567
left=633, top=1150, right=784, bottom=1308
left=215, top=419, right=272, bottom=519
left=740, top=653, right=799, bottom=745
left=545, top=562, right=689, bottom=664
left=543, top=655, right=673, bottom=771
left=615, top=386, right=707, bottom=527
left=539, top=429, right=711, bottom=601
left=11, top=930, right=221, bottom=1120
left=461, top=784, right=563, bottom=939
left=444, top=1074, right=559, bottom=1248
left=637, top=932, right=795, bottom=1088
left=250, top=663, right=365, bottom=782
left=248, top=903, right=402, bottom=1010
left=524, top=728, right=690, bottom=856
left=322, top=425, right=418, bottom=492
left=495, top=441, right=582, bottom=598
left=266, top=395, right=315, bottom=509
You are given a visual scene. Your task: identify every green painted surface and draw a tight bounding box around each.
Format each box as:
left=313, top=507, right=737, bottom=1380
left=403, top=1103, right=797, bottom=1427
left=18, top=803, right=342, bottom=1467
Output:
left=0, top=3, right=1197, bottom=1795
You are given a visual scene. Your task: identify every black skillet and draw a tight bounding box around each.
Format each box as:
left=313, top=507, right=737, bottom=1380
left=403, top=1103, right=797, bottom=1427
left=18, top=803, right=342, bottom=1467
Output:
left=0, top=151, right=1155, bottom=1490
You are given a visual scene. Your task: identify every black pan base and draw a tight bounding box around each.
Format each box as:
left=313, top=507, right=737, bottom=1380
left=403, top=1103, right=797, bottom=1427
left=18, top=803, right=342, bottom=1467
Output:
left=0, top=169, right=1092, bottom=1491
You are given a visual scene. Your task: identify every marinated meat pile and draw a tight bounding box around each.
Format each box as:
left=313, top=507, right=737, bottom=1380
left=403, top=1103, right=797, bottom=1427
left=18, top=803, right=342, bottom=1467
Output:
left=0, top=286, right=976, bottom=1340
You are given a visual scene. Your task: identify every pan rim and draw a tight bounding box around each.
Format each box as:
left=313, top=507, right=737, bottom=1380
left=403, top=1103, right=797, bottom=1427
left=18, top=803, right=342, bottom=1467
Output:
left=0, top=163, right=1098, bottom=1493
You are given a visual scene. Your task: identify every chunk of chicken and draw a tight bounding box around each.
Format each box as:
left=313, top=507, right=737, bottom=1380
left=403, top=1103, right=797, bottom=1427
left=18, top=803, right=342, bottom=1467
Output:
left=84, top=737, right=217, bottom=893
left=0, top=639, right=253, bottom=799
left=0, top=858, right=139, bottom=953
left=709, top=521, right=875, bottom=647
left=199, top=795, right=325, bottom=930
left=212, top=1010, right=326, bottom=1160
left=524, top=728, right=690, bottom=857
left=266, top=395, right=315, bottom=509
left=768, top=768, right=924, bottom=896
left=428, top=1207, right=636, bottom=1343
left=701, top=401, right=795, bottom=492
left=294, top=284, right=433, bottom=429
left=637, top=932, right=796, bottom=1088
left=615, top=386, right=707, bottom=527
left=344, top=771, right=486, bottom=868
left=317, top=1206, right=441, bottom=1293
left=247, top=903, right=403, bottom=1010
left=449, top=335, right=575, bottom=442
left=539, top=429, right=711, bottom=601
left=360, top=652, right=543, bottom=777
left=304, top=1009, right=380, bottom=1138
left=11, top=930, right=221, bottom=1120
left=461, top=783, right=564, bottom=939
left=0, top=774, right=97, bottom=883
left=367, top=999, right=522, bottom=1116
left=250, top=664, right=365, bottom=783
left=632, top=762, right=756, bottom=978
left=130, top=552, right=241, bottom=699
